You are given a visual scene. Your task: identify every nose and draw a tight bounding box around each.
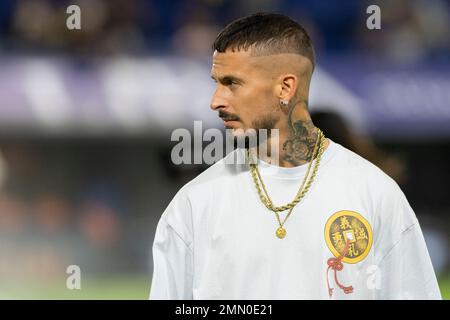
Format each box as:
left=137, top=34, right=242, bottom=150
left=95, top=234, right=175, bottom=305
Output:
left=209, top=87, right=228, bottom=111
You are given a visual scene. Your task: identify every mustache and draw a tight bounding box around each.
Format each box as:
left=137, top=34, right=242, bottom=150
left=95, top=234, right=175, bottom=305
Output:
left=218, top=111, right=240, bottom=121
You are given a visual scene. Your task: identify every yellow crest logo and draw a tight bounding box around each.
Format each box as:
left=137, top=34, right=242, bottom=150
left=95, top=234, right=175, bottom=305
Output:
left=325, top=210, right=373, bottom=264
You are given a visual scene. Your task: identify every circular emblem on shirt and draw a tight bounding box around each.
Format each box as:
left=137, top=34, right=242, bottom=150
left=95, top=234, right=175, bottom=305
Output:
left=324, top=210, right=373, bottom=264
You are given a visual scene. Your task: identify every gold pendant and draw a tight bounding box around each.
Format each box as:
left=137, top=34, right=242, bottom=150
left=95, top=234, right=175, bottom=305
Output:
left=276, top=227, right=286, bottom=239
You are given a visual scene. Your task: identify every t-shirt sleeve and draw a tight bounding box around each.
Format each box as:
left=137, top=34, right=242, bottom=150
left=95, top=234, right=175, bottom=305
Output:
left=375, top=182, right=442, bottom=299
left=149, top=192, right=194, bottom=300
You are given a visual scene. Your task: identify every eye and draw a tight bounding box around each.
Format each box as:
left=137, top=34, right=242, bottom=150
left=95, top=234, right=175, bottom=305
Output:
left=224, top=78, right=238, bottom=86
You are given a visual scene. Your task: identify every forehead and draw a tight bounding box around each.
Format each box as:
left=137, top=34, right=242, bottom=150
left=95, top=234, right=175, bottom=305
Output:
left=211, top=49, right=290, bottom=82
left=211, top=50, right=258, bottom=76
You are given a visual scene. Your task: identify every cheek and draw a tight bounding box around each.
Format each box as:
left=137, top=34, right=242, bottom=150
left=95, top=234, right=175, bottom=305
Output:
left=240, top=84, right=275, bottom=110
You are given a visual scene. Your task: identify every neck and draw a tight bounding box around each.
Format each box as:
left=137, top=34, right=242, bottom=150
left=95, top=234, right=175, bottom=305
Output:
left=257, top=101, right=329, bottom=168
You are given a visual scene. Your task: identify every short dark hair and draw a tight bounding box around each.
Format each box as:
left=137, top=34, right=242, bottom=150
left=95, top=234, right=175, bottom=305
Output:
left=213, top=12, right=315, bottom=70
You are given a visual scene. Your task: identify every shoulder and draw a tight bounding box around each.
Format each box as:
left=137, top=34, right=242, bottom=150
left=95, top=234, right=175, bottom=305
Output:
left=159, top=149, right=245, bottom=240
left=330, top=142, right=401, bottom=196
left=178, top=148, right=246, bottom=196
left=331, top=142, right=417, bottom=229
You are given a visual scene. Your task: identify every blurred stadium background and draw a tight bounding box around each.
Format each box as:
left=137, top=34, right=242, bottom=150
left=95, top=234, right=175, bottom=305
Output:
left=0, top=0, right=449, bottom=299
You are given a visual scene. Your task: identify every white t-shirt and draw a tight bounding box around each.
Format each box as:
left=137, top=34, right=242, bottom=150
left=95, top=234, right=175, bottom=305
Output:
left=149, top=139, right=442, bottom=300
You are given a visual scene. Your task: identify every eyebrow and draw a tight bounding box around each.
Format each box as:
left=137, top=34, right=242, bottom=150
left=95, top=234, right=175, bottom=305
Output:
left=210, top=74, right=244, bottom=85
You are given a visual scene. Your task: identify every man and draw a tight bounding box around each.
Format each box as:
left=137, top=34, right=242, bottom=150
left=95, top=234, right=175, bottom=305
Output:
left=149, top=13, right=441, bottom=299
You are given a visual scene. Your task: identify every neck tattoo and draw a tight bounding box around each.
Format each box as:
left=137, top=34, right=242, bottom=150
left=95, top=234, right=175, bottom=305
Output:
left=282, top=104, right=319, bottom=165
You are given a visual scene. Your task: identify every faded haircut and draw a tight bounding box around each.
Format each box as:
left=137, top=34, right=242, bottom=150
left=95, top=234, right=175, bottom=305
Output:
left=212, top=12, right=315, bottom=70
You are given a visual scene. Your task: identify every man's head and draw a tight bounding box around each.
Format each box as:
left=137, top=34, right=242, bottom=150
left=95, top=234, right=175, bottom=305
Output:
left=210, top=13, right=315, bottom=135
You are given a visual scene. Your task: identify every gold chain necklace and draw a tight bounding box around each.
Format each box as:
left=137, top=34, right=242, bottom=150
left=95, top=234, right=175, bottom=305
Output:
left=248, top=129, right=326, bottom=239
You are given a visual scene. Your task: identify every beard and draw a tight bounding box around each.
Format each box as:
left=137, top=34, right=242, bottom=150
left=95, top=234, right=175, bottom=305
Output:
left=227, top=113, right=280, bottom=149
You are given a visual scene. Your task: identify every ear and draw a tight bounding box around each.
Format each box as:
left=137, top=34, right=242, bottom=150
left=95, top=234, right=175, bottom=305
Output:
left=274, top=74, right=298, bottom=103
